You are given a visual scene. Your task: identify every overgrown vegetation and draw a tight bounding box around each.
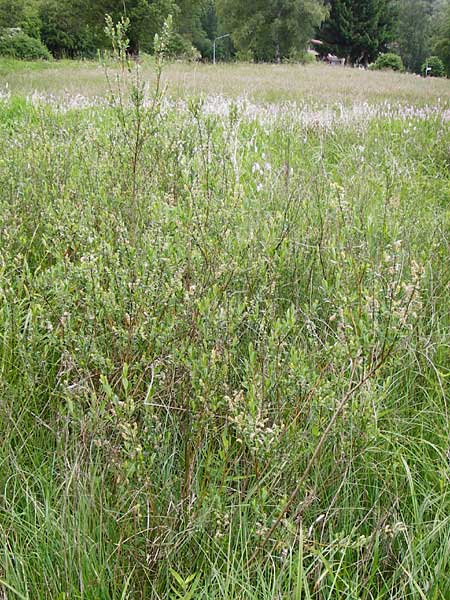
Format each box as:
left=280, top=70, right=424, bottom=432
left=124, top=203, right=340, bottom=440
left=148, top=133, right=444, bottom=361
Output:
left=0, top=0, right=450, bottom=73
left=422, top=55, right=446, bottom=77
left=216, top=0, right=327, bottom=63
left=0, top=19, right=449, bottom=599
left=0, top=28, right=51, bottom=59
left=371, top=52, right=404, bottom=71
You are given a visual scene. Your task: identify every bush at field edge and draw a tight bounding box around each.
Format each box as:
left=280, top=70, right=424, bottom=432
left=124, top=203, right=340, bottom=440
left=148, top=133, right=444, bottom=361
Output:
left=0, top=28, right=51, bottom=60
left=421, top=56, right=445, bottom=77
left=370, top=53, right=404, bottom=72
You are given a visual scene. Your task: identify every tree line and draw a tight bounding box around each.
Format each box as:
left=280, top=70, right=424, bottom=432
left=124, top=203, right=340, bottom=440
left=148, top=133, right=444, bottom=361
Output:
left=0, top=0, right=449, bottom=73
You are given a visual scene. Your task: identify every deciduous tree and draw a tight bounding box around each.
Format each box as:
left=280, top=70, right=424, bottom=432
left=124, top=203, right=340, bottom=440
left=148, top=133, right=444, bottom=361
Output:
left=217, top=0, right=327, bottom=62
left=396, top=0, right=433, bottom=72
left=433, top=0, right=450, bottom=75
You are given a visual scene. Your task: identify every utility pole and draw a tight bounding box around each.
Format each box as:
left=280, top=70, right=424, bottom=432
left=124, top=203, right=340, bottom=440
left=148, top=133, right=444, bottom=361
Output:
left=213, top=34, right=230, bottom=65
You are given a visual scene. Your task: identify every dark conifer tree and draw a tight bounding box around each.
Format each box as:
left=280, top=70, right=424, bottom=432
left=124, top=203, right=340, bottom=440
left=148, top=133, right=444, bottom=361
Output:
left=320, top=0, right=395, bottom=65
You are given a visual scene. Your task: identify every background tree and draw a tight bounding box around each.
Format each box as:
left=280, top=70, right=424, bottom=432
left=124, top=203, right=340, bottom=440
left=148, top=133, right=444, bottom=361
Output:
left=320, top=0, right=396, bottom=65
left=36, top=0, right=200, bottom=57
left=217, top=0, right=327, bottom=62
left=174, top=0, right=232, bottom=59
left=433, top=0, right=450, bottom=75
left=39, top=0, right=99, bottom=57
left=0, top=0, right=25, bottom=29
left=198, top=0, right=224, bottom=59
left=126, top=0, right=179, bottom=54
left=395, top=0, right=433, bottom=72
left=21, top=0, right=42, bottom=38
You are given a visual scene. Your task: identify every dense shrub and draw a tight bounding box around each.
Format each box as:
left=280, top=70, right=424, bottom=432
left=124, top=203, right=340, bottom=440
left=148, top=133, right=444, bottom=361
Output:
left=235, top=48, right=254, bottom=62
left=1, top=39, right=450, bottom=596
left=284, top=49, right=317, bottom=64
left=0, top=28, right=51, bottom=59
left=371, top=52, right=404, bottom=71
left=1, top=80, right=450, bottom=599
left=421, top=56, right=445, bottom=77
left=164, top=33, right=201, bottom=60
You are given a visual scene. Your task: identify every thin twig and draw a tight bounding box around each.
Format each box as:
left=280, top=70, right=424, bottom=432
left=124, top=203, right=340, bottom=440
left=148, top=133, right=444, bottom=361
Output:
left=247, top=341, right=397, bottom=566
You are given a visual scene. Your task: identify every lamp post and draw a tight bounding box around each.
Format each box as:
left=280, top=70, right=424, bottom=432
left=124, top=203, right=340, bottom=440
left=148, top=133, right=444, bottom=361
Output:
left=213, top=34, right=230, bottom=65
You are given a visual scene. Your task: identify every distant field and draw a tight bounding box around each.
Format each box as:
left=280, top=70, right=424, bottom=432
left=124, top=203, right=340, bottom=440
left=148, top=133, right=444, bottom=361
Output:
left=1, top=59, right=449, bottom=599
left=1, top=57, right=450, bottom=104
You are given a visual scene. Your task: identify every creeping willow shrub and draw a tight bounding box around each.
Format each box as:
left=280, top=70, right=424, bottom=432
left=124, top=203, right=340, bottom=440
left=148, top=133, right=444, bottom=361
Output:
left=4, top=24, right=445, bottom=583
left=101, top=14, right=174, bottom=236
left=104, top=15, right=130, bottom=72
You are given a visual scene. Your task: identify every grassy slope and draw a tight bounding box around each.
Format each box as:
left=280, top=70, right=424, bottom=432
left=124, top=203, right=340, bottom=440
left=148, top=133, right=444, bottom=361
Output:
left=1, top=58, right=450, bottom=104
left=0, top=62, right=449, bottom=599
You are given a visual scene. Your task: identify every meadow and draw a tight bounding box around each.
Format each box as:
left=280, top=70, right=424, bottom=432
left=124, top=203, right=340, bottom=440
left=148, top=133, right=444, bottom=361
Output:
left=0, top=57, right=449, bottom=599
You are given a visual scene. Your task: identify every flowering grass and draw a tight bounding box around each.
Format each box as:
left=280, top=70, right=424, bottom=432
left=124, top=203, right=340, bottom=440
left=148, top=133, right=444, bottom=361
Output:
left=0, top=61, right=449, bottom=599
left=2, top=57, right=450, bottom=104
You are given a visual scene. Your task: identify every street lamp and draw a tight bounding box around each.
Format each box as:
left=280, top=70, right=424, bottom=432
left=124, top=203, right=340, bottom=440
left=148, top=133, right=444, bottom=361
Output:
left=213, top=34, right=230, bottom=65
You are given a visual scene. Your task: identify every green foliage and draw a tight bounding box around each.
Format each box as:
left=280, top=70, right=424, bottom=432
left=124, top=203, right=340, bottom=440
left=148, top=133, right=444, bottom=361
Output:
left=104, top=14, right=130, bottom=70
left=422, top=54, right=445, bottom=76
left=154, top=13, right=176, bottom=62
left=320, top=0, right=396, bottom=66
left=0, top=58, right=449, bottom=597
left=235, top=48, right=254, bottom=61
left=0, top=0, right=210, bottom=59
left=433, top=0, right=450, bottom=76
left=176, top=0, right=215, bottom=59
left=395, top=0, right=432, bottom=73
left=217, top=0, right=327, bottom=62
left=0, top=0, right=25, bottom=29
left=0, top=27, right=51, bottom=59
left=0, top=0, right=446, bottom=65
left=371, top=51, right=404, bottom=70
left=39, top=0, right=100, bottom=57
left=285, top=48, right=317, bottom=63
left=0, top=0, right=40, bottom=39
left=123, top=0, right=179, bottom=54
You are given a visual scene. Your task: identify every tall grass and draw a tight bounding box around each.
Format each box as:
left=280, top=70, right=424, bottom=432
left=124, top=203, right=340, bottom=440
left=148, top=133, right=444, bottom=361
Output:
left=0, top=54, right=449, bottom=598
left=1, top=57, right=450, bottom=105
